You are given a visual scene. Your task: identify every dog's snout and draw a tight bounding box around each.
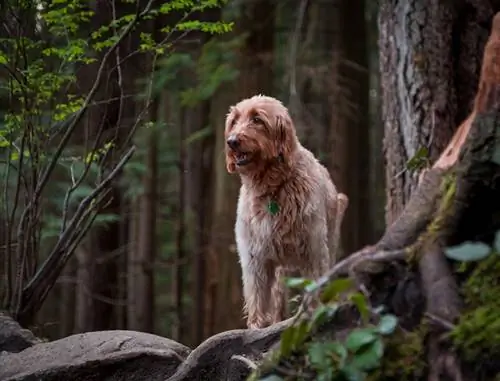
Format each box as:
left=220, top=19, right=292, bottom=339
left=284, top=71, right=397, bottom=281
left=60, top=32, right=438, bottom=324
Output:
left=226, top=135, right=240, bottom=149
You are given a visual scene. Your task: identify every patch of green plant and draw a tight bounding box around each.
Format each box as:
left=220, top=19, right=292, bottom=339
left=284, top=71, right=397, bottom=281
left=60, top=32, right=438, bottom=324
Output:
left=368, top=326, right=427, bottom=381
left=405, top=146, right=430, bottom=173
left=249, top=277, right=400, bottom=381
left=448, top=248, right=500, bottom=362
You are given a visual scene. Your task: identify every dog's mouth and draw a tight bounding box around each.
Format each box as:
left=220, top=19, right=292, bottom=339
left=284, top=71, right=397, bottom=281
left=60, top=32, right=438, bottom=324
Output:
left=235, top=151, right=252, bottom=166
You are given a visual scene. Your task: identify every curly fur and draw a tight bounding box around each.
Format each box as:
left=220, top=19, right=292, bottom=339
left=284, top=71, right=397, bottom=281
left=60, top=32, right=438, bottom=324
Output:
left=225, top=95, right=348, bottom=329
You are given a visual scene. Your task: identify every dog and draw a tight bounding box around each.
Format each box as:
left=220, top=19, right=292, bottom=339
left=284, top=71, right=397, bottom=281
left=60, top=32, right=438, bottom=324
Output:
left=225, top=95, right=348, bottom=329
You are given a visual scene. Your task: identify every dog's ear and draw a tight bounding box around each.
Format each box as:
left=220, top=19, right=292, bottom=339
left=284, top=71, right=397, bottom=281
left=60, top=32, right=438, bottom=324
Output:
left=275, top=111, right=296, bottom=161
left=225, top=106, right=237, bottom=173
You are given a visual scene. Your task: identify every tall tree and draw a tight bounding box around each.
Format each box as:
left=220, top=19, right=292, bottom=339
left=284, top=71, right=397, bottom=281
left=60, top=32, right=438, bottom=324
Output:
left=379, top=0, right=497, bottom=224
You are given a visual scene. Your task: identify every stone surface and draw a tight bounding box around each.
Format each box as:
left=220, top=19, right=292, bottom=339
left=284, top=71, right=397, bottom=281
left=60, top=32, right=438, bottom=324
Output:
left=0, top=330, right=190, bottom=381
left=0, top=313, right=41, bottom=353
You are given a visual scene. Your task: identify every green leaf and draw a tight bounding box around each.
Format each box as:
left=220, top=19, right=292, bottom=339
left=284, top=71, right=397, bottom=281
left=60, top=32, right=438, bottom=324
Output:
left=285, top=277, right=313, bottom=289
left=345, top=328, right=377, bottom=352
left=494, top=230, right=500, bottom=253
left=444, top=241, right=491, bottom=262
left=279, top=326, right=295, bottom=357
left=340, top=365, right=366, bottom=381
left=309, top=304, right=339, bottom=329
left=308, top=342, right=332, bottom=369
left=349, top=292, right=369, bottom=323
left=320, top=278, right=354, bottom=303
left=377, top=314, right=398, bottom=335
left=293, top=320, right=309, bottom=347
left=350, top=339, right=384, bottom=371
left=308, top=341, right=348, bottom=373
left=406, top=146, right=429, bottom=172
left=259, top=376, right=283, bottom=381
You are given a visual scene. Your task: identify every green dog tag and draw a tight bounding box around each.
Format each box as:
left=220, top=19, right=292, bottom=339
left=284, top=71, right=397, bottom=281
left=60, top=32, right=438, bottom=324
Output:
left=267, top=199, right=280, bottom=215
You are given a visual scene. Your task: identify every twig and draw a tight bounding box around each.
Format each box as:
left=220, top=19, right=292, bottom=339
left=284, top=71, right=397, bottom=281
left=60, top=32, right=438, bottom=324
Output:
left=424, top=312, right=456, bottom=331
left=309, top=246, right=409, bottom=293
left=20, top=146, right=135, bottom=314
left=231, top=355, right=258, bottom=370
left=15, top=0, right=154, bottom=268
left=288, top=0, right=308, bottom=98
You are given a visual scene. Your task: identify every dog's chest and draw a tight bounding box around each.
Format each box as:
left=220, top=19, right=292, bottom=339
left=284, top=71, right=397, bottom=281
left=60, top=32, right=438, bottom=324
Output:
left=236, top=191, right=315, bottom=262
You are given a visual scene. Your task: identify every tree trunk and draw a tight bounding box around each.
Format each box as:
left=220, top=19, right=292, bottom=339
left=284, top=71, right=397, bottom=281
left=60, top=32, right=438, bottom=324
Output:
left=338, top=0, right=371, bottom=251
left=58, top=257, right=76, bottom=337
left=379, top=0, right=495, bottom=224
left=188, top=101, right=214, bottom=345
left=128, top=128, right=158, bottom=333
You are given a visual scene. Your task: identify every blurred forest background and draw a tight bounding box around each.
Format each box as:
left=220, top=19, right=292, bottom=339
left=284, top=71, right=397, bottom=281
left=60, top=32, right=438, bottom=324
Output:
left=0, top=0, right=385, bottom=348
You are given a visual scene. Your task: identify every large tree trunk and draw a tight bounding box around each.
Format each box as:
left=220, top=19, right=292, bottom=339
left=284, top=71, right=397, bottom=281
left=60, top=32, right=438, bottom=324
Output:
left=379, top=0, right=495, bottom=224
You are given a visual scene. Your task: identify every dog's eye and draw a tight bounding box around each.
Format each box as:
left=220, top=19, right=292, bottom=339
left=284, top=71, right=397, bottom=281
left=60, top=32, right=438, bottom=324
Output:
left=252, top=115, right=262, bottom=124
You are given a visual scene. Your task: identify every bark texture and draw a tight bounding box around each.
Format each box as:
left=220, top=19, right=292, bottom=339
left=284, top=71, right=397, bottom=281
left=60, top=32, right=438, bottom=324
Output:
left=379, top=0, right=495, bottom=224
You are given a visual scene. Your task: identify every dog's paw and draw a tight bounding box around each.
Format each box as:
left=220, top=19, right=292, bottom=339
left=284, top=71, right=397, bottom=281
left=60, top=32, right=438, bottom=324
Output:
left=247, top=316, right=270, bottom=329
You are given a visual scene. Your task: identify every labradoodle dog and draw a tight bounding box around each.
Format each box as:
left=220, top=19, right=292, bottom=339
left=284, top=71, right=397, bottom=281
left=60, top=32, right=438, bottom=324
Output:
left=225, top=94, right=348, bottom=329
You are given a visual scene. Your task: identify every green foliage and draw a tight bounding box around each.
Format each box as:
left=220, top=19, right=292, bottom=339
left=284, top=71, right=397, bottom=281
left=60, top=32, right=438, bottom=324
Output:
left=0, top=0, right=232, bottom=316
left=251, top=277, right=400, bottom=381
left=445, top=241, right=492, bottom=262
left=450, top=254, right=500, bottom=362
left=368, top=327, right=426, bottom=381
left=405, top=146, right=429, bottom=173
left=155, top=35, right=242, bottom=107
left=444, top=231, right=500, bottom=262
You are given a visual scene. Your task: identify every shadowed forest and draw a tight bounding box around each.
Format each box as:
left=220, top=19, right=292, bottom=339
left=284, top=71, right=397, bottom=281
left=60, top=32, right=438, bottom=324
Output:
left=1, top=1, right=500, bottom=381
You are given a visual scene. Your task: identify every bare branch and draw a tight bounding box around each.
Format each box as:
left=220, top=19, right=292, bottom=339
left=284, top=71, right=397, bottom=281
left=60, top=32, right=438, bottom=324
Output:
left=15, top=0, right=155, bottom=258
left=20, top=145, right=136, bottom=318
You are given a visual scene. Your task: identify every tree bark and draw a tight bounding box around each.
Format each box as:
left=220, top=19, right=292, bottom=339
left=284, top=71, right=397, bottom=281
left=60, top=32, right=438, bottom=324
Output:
left=379, top=1, right=454, bottom=223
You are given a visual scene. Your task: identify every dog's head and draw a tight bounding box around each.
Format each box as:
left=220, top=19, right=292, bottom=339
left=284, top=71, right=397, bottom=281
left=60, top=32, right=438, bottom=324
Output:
left=224, top=95, right=298, bottom=174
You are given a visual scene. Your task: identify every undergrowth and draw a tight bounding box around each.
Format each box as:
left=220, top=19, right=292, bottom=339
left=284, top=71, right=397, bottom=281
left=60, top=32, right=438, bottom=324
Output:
left=248, top=229, right=500, bottom=381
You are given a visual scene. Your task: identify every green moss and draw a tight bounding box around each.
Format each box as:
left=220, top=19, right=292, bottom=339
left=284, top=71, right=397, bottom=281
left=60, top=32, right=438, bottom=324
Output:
left=368, top=326, right=427, bottom=381
left=450, top=255, right=500, bottom=361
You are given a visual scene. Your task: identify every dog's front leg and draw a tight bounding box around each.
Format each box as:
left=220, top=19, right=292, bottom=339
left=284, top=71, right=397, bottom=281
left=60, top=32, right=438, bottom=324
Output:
left=270, top=266, right=288, bottom=324
left=241, top=258, right=275, bottom=329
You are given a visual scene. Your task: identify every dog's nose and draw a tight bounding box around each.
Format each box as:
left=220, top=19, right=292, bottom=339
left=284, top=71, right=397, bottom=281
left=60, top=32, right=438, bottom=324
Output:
left=226, top=135, right=240, bottom=149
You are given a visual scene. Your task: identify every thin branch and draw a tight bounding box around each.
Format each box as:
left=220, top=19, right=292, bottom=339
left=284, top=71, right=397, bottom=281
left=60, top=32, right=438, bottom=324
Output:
left=21, top=146, right=136, bottom=312
left=424, top=312, right=456, bottom=331
left=231, top=355, right=258, bottom=370
left=288, top=0, right=308, bottom=99
left=308, top=246, right=409, bottom=294
left=15, top=0, right=154, bottom=262
left=111, top=0, right=125, bottom=146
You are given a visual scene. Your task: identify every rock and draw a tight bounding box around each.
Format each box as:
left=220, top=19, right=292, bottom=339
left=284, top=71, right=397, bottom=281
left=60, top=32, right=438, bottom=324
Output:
left=168, top=315, right=294, bottom=381
left=0, top=330, right=190, bottom=381
left=0, top=313, right=41, bottom=353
